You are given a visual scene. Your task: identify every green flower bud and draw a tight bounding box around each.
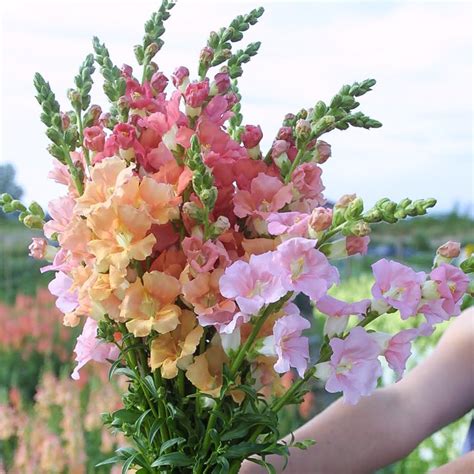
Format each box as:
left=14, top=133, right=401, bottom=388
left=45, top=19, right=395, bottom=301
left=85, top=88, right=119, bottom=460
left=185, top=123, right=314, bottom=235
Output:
left=460, top=256, right=474, bottom=274
left=29, top=201, right=45, bottom=219
left=345, top=197, right=364, bottom=220
left=343, top=220, right=371, bottom=237
left=0, top=193, right=13, bottom=204
left=23, top=215, right=44, bottom=229
left=11, top=200, right=26, bottom=212
left=2, top=203, right=13, bottom=213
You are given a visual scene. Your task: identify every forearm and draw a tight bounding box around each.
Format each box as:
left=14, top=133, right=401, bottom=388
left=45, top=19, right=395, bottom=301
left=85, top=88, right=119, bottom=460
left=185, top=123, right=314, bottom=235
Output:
left=242, top=385, right=421, bottom=474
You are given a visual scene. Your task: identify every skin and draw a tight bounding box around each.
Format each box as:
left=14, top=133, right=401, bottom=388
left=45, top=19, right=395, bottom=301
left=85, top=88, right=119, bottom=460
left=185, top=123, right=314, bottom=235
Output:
left=241, top=307, right=474, bottom=474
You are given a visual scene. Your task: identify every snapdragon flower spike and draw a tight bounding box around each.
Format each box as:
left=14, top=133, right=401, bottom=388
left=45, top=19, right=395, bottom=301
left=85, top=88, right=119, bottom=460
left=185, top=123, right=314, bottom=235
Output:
left=274, top=237, right=339, bottom=302
left=219, top=251, right=286, bottom=316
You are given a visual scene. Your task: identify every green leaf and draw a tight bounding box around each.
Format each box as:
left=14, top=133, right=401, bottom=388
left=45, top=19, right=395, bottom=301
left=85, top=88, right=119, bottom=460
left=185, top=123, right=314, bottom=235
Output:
left=95, top=456, right=122, bottom=467
left=122, top=453, right=138, bottom=474
left=159, top=437, right=186, bottom=455
left=111, top=409, right=141, bottom=426
left=225, top=442, right=273, bottom=459
left=249, top=458, right=277, bottom=474
left=151, top=452, right=194, bottom=468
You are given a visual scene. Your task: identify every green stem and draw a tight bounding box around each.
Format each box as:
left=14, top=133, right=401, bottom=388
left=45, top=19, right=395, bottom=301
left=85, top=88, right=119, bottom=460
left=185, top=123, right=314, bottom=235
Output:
left=74, top=107, right=91, bottom=169
left=62, top=146, right=84, bottom=194
left=315, top=222, right=347, bottom=248
left=284, top=148, right=306, bottom=184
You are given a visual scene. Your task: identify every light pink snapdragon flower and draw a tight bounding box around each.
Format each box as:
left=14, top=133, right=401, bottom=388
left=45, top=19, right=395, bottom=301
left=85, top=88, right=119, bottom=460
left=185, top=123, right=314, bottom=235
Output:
left=371, top=259, right=426, bottom=319
left=291, top=162, right=325, bottom=202
left=266, top=212, right=310, bottom=238
left=198, top=310, right=250, bottom=335
left=318, top=326, right=382, bottom=405
left=182, top=236, right=230, bottom=273
left=370, top=324, right=433, bottom=379
left=419, top=263, right=469, bottom=325
left=274, top=237, right=339, bottom=302
left=48, top=271, right=79, bottom=314
left=43, top=196, right=76, bottom=239
left=260, top=304, right=310, bottom=377
left=71, top=318, right=119, bottom=380
left=219, top=251, right=286, bottom=316
left=316, top=294, right=371, bottom=336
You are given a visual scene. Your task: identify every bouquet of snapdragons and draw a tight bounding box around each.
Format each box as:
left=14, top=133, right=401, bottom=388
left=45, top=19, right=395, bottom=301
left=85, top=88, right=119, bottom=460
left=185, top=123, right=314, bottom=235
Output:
left=2, top=2, right=473, bottom=472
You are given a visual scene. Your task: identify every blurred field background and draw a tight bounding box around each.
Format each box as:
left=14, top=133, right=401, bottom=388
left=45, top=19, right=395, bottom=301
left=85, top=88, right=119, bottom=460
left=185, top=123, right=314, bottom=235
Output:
left=0, top=163, right=473, bottom=473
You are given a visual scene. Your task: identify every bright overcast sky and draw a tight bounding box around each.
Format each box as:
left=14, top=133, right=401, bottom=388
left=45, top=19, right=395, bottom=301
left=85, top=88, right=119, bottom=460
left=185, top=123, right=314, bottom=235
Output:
left=1, top=0, right=472, bottom=214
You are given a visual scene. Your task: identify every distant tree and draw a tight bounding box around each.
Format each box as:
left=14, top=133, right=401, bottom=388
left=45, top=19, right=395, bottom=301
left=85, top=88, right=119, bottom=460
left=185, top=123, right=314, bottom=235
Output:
left=0, top=164, right=24, bottom=219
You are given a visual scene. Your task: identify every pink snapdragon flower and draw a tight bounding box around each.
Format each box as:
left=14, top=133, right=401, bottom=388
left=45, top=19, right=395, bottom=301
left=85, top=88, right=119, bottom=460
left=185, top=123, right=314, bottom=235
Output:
left=419, top=263, right=469, bottom=324
left=71, top=318, right=119, bottom=380
left=291, top=162, right=325, bottom=202
left=437, top=241, right=461, bottom=259
left=233, top=173, right=293, bottom=219
left=274, top=238, right=339, bottom=301
left=370, top=324, right=433, bottom=379
left=198, top=310, right=250, bottom=335
left=267, top=212, right=310, bottom=238
left=43, top=196, right=75, bottom=239
left=219, top=251, right=286, bottom=315
left=371, top=259, right=426, bottom=319
left=182, top=236, right=229, bottom=273
left=262, top=308, right=310, bottom=377
left=48, top=271, right=78, bottom=314
left=172, top=66, right=190, bottom=88
left=28, top=237, right=48, bottom=259
left=318, top=326, right=382, bottom=405
left=184, top=80, right=210, bottom=108
left=83, top=126, right=105, bottom=152
left=316, top=294, right=371, bottom=336
left=346, top=236, right=370, bottom=256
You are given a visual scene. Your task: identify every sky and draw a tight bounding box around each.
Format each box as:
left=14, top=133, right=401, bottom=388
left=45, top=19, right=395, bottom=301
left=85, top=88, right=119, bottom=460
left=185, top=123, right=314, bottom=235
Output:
left=1, top=0, right=473, bottom=214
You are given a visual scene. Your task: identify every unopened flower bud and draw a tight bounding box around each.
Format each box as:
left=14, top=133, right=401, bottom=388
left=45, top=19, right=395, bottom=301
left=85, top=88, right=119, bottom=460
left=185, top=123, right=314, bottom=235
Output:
left=283, top=113, right=296, bottom=126
left=121, top=64, right=133, bottom=77
left=199, top=46, right=214, bottom=65
left=0, top=193, right=13, bottom=204
left=172, top=66, right=190, bottom=89
left=212, top=215, right=231, bottom=235
left=308, top=207, right=333, bottom=233
left=210, top=72, right=231, bottom=95
left=84, top=104, right=102, bottom=127
left=437, top=241, right=461, bottom=259
left=11, top=200, right=26, bottom=212
left=150, top=71, right=169, bottom=94
left=182, top=202, right=203, bottom=221
left=314, top=140, right=331, bottom=164
left=277, top=126, right=293, bottom=141
left=28, top=201, right=45, bottom=219
left=60, top=112, right=71, bottom=130
left=241, top=125, right=263, bottom=149
left=23, top=214, right=44, bottom=229
left=67, top=89, right=82, bottom=108
left=335, top=193, right=357, bottom=209
left=295, top=119, right=311, bottom=142
left=344, top=220, right=371, bottom=237
left=346, top=197, right=364, bottom=220
left=145, top=42, right=160, bottom=59
left=224, top=92, right=239, bottom=108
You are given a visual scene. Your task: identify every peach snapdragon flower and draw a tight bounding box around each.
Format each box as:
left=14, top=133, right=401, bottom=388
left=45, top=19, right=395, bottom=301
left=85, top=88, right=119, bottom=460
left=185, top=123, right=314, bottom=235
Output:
left=150, top=310, right=203, bottom=378
left=122, top=271, right=182, bottom=336
left=87, top=204, right=156, bottom=271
